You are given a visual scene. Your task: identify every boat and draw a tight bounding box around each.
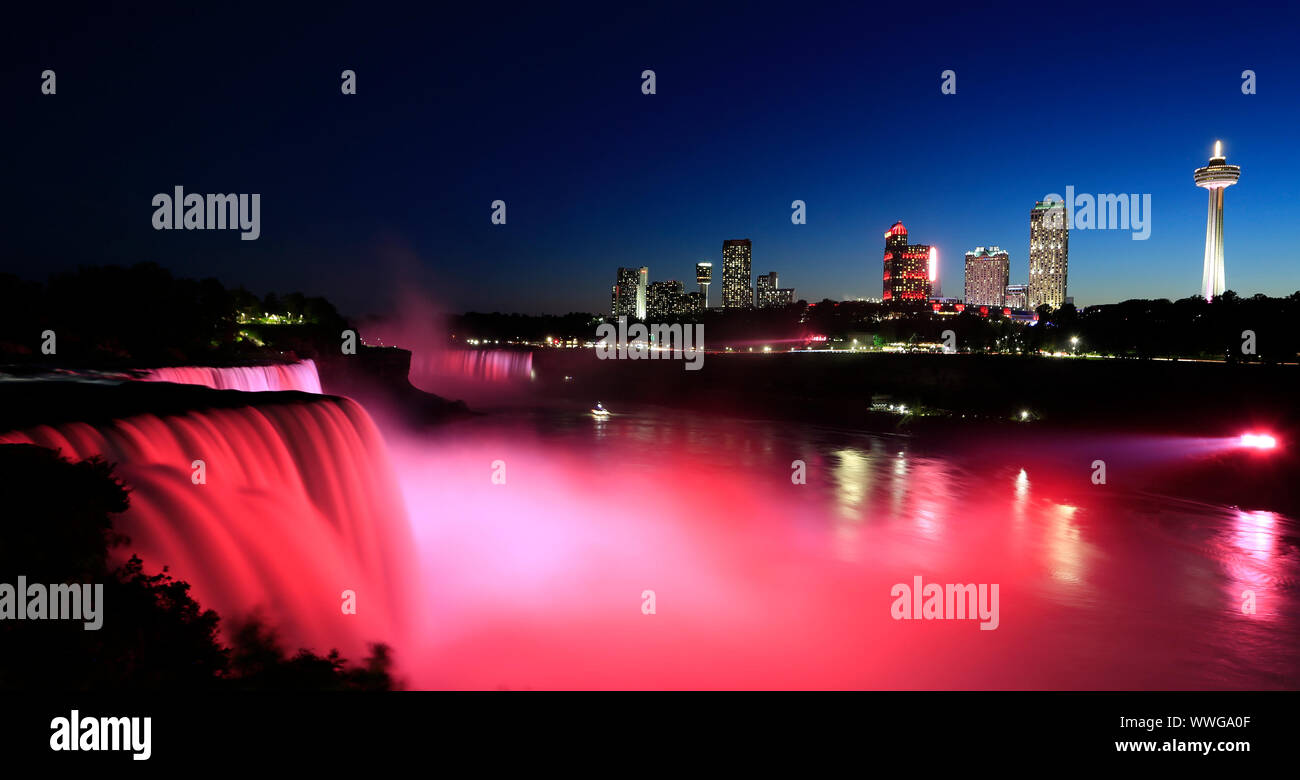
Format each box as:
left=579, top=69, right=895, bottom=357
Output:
left=591, top=402, right=610, bottom=417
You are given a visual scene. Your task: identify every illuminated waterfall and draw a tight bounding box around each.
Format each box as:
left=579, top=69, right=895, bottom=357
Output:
left=0, top=395, right=415, bottom=660
left=140, top=360, right=323, bottom=393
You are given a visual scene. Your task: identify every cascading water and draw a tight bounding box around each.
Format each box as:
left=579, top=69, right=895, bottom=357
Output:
left=140, top=360, right=323, bottom=393
left=0, top=394, right=416, bottom=663
left=411, top=350, right=532, bottom=386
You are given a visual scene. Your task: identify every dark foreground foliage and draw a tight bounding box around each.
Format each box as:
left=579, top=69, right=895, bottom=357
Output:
left=0, top=444, right=395, bottom=691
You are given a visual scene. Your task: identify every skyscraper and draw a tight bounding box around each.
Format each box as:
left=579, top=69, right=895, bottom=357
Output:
left=1028, top=201, right=1068, bottom=311
left=647, top=279, right=686, bottom=318
left=636, top=266, right=647, bottom=319
left=696, top=262, right=713, bottom=308
left=963, top=246, right=1010, bottom=306
left=612, top=266, right=648, bottom=319
left=755, top=272, right=793, bottom=308
left=756, top=272, right=778, bottom=307
left=1194, top=140, right=1241, bottom=301
left=722, top=239, right=752, bottom=309
left=882, top=222, right=931, bottom=301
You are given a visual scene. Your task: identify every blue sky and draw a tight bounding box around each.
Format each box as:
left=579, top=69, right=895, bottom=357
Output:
left=4, top=0, right=1298, bottom=314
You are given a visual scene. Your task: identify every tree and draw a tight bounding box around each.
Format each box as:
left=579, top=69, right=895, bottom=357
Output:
left=0, top=445, right=396, bottom=691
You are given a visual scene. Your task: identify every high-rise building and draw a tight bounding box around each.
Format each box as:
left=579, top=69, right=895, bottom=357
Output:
left=756, top=272, right=777, bottom=307
left=647, top=279, right=686, bottom=318
left=1028, top=201, right=1068, bottom=311
left=963, top=246, right=1010, bottom=306
left=636, top=267, right=647, bottom=319
left=882, top=222, right=932, bottom=301
left=756, top=272, right=794, bottom=308
left=1003, top=283, right=1028, bottom=310
left=612, top=266, right=648, bottom=319
left=696, top=262, right=713, bottom=308
left=722, top=239, right=752, bottom=309
left=1194, top=140, right=1241, bottom=301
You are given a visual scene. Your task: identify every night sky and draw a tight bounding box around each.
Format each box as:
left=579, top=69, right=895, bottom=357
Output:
left=4, top=1, right=1299, bottom=316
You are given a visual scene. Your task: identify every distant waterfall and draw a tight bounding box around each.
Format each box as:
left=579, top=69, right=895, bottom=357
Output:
left=410, top=350, right=533, bottom=384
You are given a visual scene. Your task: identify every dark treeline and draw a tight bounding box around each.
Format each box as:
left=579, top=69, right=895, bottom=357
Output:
left=0, top=263, right=350, bottom=366
left=450, top=311, right=604, bottom=344
left=804, top=294, right=1300, bottom=361
left=5, top=264, right=1296, bottom=363
left=0, top=444, right=396, bottom=690
left=453, top=292, right=1300, bottom=362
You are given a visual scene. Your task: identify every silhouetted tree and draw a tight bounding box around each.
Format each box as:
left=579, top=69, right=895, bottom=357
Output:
left=0, top=445, right=395, bottom=690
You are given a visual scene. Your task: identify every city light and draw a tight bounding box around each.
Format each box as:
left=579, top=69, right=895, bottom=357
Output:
left=1239, top=433, right=1278, bottom=450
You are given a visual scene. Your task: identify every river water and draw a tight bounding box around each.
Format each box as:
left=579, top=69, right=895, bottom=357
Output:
left=388, top=402, right=1300, bottom=689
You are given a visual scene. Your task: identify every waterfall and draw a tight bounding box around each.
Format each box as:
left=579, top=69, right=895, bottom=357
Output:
left=139, top=360, right=323, bottom=393
left=0, top=394, right=416, bottom=661
left=410, top=349, right=533, bottom=384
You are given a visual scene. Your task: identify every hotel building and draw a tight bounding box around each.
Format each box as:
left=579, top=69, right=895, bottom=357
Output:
left=1028, top=201, right=1068, bottom=311
left=882, top=222, right=932, bottom=301
left=722, top=239, right=753, bottom=309
left=963, top=246, right=1010, bottom=307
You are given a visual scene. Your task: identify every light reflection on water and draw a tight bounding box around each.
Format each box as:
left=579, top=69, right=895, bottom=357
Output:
left=390, top=404, right=1300, bottom=690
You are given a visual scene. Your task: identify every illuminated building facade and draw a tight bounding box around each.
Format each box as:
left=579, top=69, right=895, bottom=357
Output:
left=647, top=279, right=686, bottom=318
left=1003, top=283, right=1028, bottom=310
left=882, top=222, right=932, bottom=301
left=612, top=266, right=648, bottom=319
left=755, top=272, right=794, bottom=308
left=1028, top=201, right=1068, bottom=311
left=963, top=246, right=1010, bottom=307
left=1194, top=140, right=1241, bottom=301
left=696, top=262, right=713, bottom=308
left=722, top=239, right=752, bottom=309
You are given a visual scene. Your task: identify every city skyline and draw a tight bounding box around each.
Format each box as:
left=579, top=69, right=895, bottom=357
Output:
left=598, top=141, right=1257, bottom=318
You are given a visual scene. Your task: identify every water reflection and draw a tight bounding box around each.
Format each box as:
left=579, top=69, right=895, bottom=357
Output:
left=832, top=448, right=869, bottom=521
left=395, top=404, right=1300, bottom=689
left=1046, top=503, right=1084, bottom=585
left=1225, top=510, right=1281, bottom=613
